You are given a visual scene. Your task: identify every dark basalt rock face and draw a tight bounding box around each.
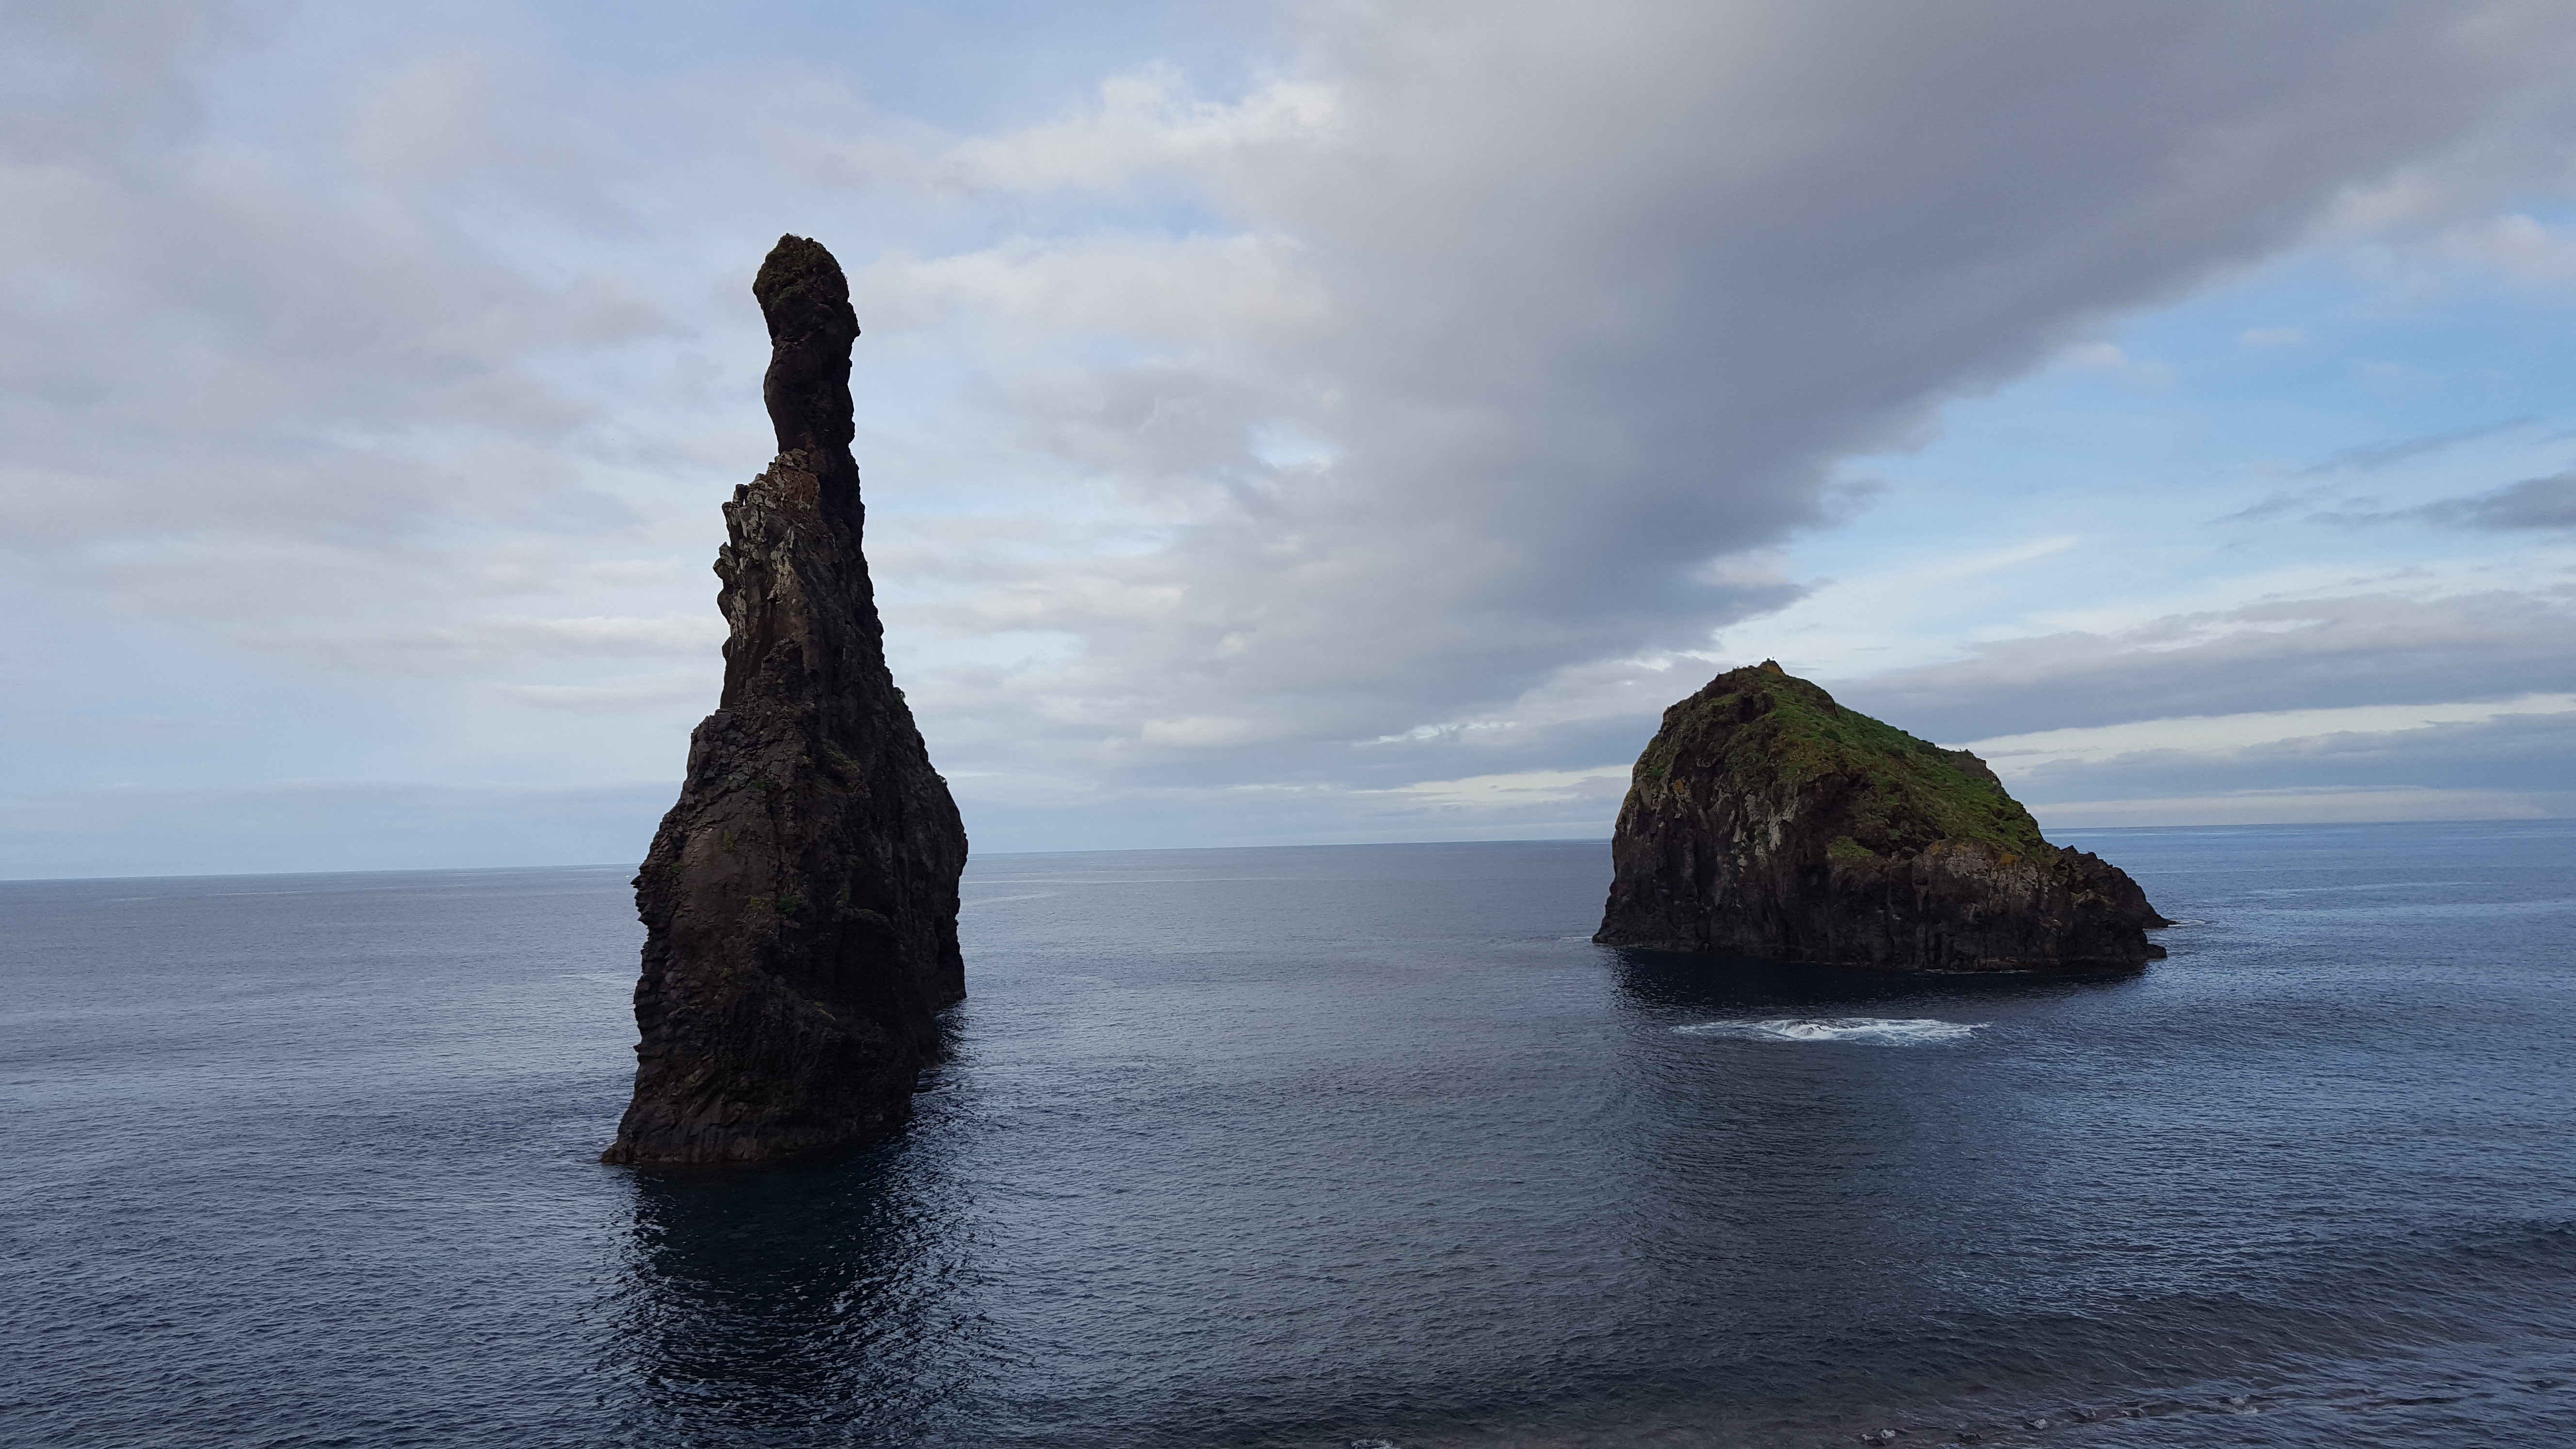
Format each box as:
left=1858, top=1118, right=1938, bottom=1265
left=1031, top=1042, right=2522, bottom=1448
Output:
left=1595, top=661, right=2167, bottom=970
left=603, top=236, right=968, bottom=1166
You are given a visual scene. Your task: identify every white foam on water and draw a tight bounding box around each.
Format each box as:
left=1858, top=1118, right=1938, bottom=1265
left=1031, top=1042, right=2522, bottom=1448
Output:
left=1674, top=1016, right=1983, bottom=1045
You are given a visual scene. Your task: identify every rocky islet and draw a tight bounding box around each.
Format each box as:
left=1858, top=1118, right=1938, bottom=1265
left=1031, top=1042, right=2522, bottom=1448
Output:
left=1595, top=661, right=2168, bottom=969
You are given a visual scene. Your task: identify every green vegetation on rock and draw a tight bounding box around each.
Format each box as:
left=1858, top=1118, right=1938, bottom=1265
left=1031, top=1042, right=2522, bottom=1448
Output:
left=1634, top=664, right=2051, bottom=858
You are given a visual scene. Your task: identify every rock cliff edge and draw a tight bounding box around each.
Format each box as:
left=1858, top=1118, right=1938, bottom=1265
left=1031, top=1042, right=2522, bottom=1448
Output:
left=1595, top=662, right=2166, bottom=969
left=604, top=236, right=968, bottom=1165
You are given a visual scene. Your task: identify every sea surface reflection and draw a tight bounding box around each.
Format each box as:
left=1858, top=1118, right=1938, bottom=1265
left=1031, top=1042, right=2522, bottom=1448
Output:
left=612, top=1137, right=985, bottom=1443
left=6, top=827, right=2573, bottom=1447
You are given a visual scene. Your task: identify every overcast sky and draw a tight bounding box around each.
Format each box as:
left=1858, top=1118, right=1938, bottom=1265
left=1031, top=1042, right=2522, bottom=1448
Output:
left=7, top=0, right=2576, bottom=877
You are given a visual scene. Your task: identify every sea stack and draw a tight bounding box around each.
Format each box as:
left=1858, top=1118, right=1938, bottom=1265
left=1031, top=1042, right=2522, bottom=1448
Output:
left=603, top=236, right=968, bottom=1166
left=1595, top=661, right=2166, bottom=969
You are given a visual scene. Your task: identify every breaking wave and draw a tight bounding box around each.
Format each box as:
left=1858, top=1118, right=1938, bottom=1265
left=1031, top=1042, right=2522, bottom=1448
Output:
left=1675, top=1016, right=1983, bottom=1044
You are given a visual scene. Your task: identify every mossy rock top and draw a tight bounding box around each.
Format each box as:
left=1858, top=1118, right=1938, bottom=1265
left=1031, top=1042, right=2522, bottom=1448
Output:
left=1630, top=660, right=2051, bottom=859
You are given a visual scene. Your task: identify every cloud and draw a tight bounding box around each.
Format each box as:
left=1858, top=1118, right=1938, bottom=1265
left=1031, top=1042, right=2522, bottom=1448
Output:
left=1841, top=589, right=2576, bottom=741
left=2290, top=417, right=2534, bottom=475
left=1979, top=700, right=2576, bottom=827
left=867, top=233, right=1325, bottom=345
left=2061, top=341, right=2174, bottom=385
left=1966, top=693, right=2576, bottom=769
left=2434, top=211, right=2576, bottom=281
left=1969, top=700, right=2576, bottom=819
left=943, top=64, right=1343, bottom=193
left=0, top=0, right=233, bottom=168
left=1140, top=715, right=1268, bottom=747
left=2414, top=470, right=2576, bottom=530
left=0, top=778, right=675, bottom=879
left=2035, top=786, right=2576, bottom=829
left=272, top=613, right=727, bottom=674
left=14, top=1, right=2576, bottom=863
left=1381, top=764, right=1633, bottom=809
left=869, top=2, right=2576, bottom=814
left=2289, top=467, right=2576, bottom=531
left=0, top=6, right=692, bottom=639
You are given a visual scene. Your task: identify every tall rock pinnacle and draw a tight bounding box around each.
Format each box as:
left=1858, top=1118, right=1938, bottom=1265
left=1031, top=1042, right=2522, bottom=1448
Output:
left=603, top=236, right=968, bottom=1166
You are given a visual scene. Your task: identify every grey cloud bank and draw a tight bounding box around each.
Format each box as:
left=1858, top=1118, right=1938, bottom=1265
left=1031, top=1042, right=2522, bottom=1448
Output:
left=0, top=779, right=673, bottom=881
left=2421, top=471, right=2576, bottom=530
left=1995, top=708, right=2576, bottom=829
left=1840, top=590, right=2576, bottom=741
left=6, top=0, right=2576, bottom=874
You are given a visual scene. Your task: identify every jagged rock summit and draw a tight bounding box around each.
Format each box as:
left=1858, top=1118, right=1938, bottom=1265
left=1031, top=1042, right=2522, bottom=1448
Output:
left=1595, top=661, right=2166, bottom=970
left=604, top=236, right=968, bottom=1166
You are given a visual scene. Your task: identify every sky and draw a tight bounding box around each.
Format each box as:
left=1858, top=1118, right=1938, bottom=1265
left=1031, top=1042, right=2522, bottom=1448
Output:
left=6, top=0, right=2576, bottom=877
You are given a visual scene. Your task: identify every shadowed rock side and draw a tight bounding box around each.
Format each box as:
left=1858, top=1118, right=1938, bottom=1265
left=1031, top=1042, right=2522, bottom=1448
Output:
left=604, top=236, right=967, bottom=1166
left=1595, top=661, right=2167, bottom=970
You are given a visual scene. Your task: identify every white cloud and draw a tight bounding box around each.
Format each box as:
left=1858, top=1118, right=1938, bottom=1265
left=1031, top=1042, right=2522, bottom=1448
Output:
left=2036, top=787, right=2576, bottom=829
left=869, top=2, right=2576, bottom=827
left=1966, top=693, right=2576, bottom=771
left=1845, top=587, right=2576, bottom=741
left=1382, top=764, right=1633, bottom=809
left=2061, top=341, right=2175, bottom=385
left=488, top=676, right=708, bottom=710
left=865, top=233, right=1327, bottom=344
left=2435, top=211, right=2576, bottom=280
left=14, top=1, right=2576, bottom=866
left=1140, top=715, right=1265, bottom=747
left=943, top=65, right=1343, bottom=193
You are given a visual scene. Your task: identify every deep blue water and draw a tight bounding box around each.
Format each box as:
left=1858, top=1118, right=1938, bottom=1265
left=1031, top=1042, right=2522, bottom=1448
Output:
left=4, top=821, right=2573, bottom=1448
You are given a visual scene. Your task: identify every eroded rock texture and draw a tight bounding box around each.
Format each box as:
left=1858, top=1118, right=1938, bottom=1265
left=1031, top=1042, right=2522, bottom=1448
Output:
left=603, top=236, right=967, bottom=1166
left=1595, top=662, right=2166, bottom=970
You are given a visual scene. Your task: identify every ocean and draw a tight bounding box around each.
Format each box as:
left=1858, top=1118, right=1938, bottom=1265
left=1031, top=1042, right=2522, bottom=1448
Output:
left=3, top=821, right=2572, bottom=1447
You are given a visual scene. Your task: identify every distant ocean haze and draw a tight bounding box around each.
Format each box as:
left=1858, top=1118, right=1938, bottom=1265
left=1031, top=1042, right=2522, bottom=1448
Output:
left=3, top=823, right=2573, bottom=1447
